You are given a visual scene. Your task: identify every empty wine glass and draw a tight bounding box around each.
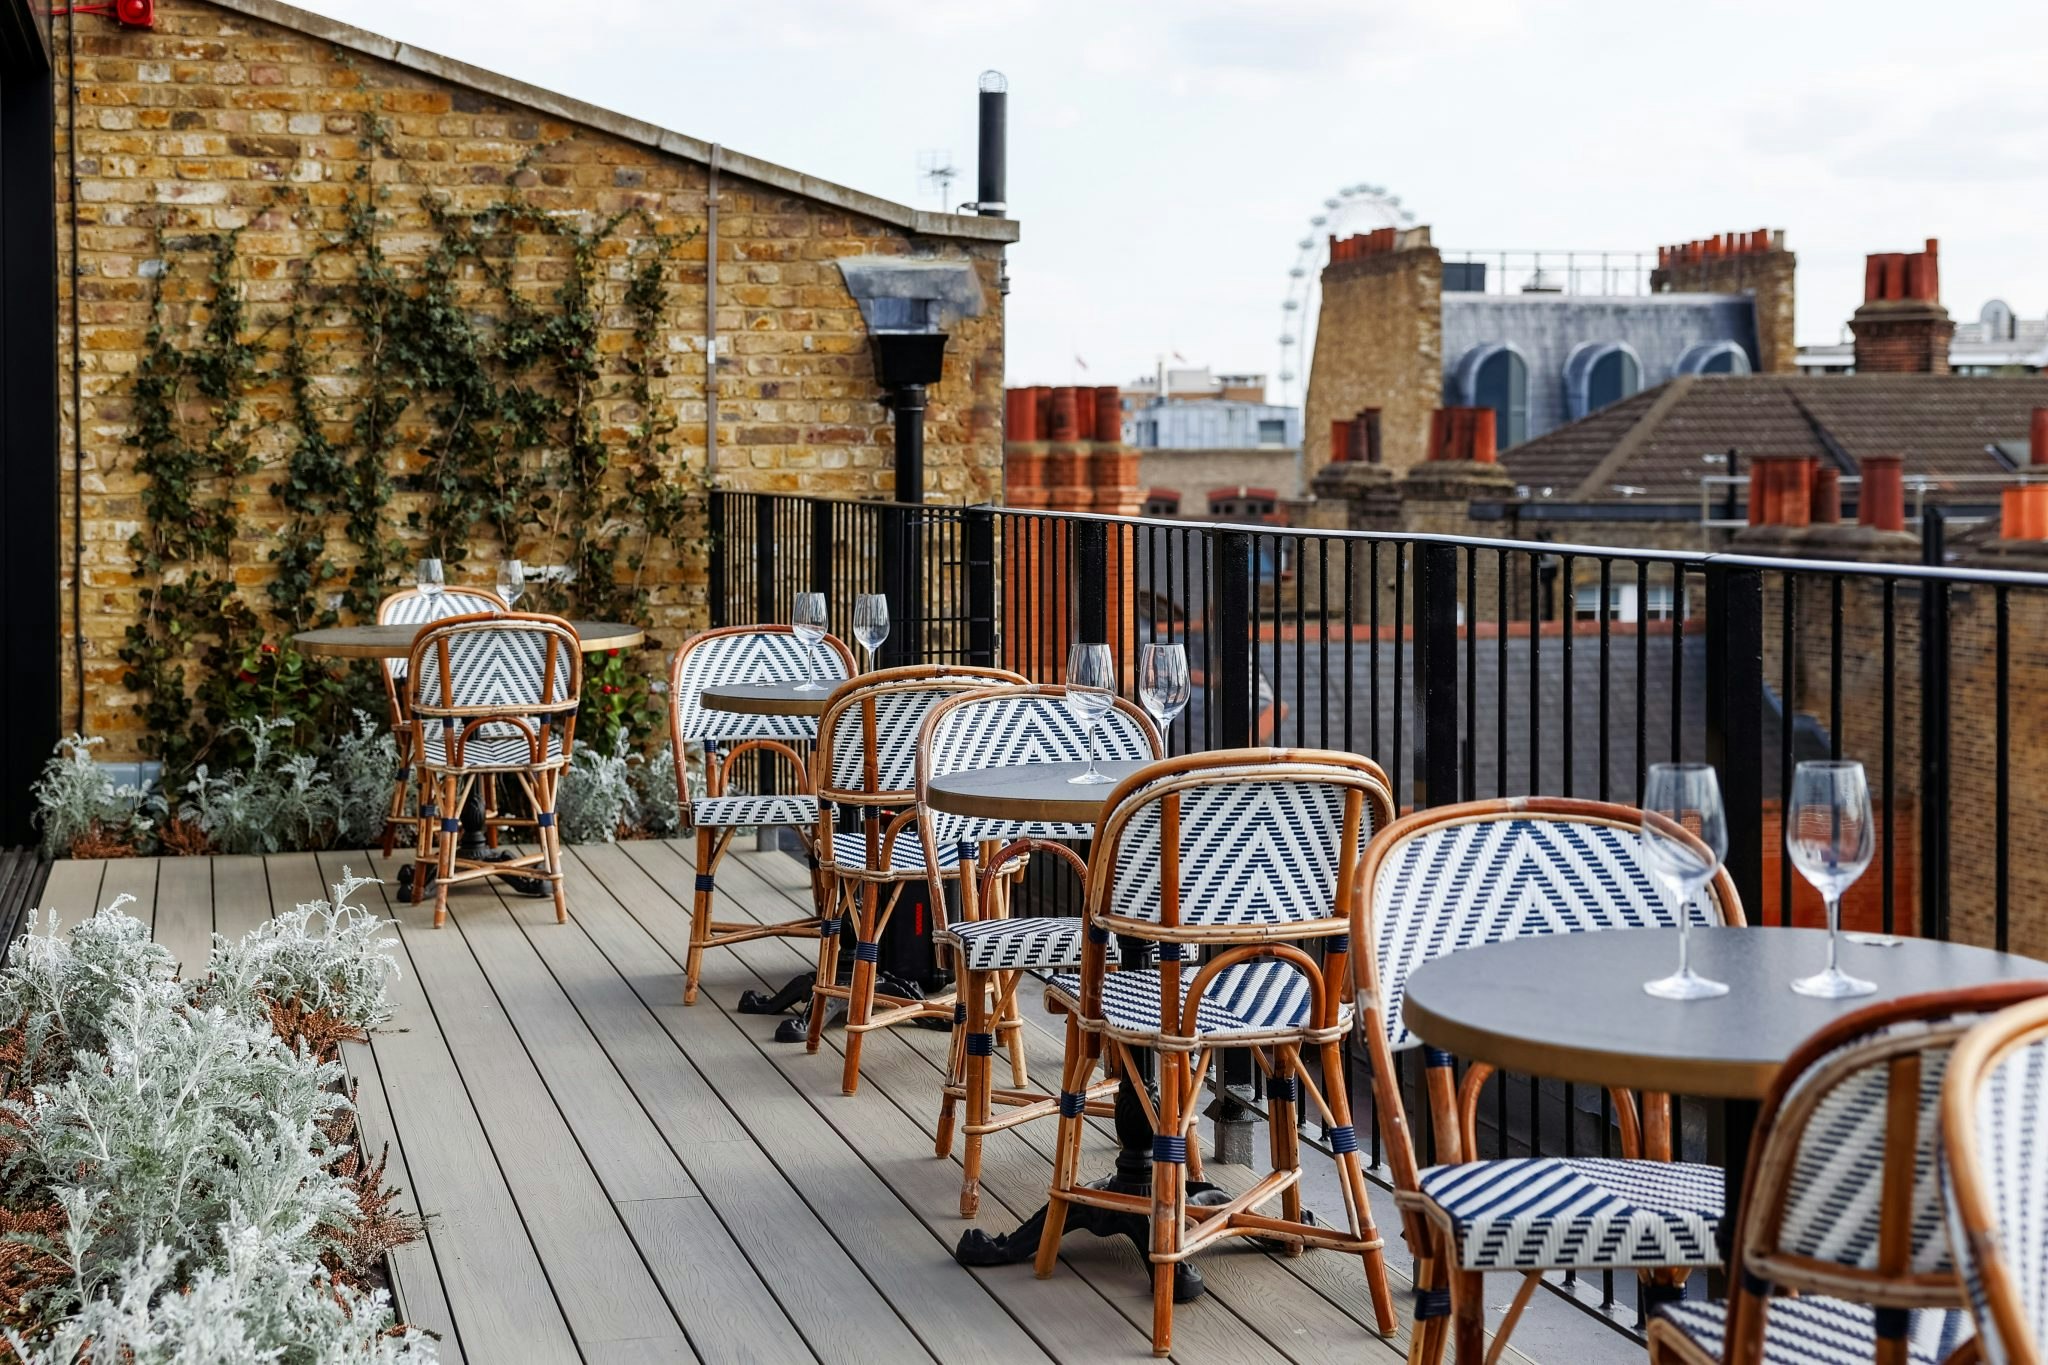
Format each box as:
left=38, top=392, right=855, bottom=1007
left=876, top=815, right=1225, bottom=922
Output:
left=791, top=593, right=829, bottom=691
left=1138, top=643, right=1190, bottom=750
left=1064, top=643, right=1117, bottom=785
left=416, top=558, right=444, bottom=598
left=1787, top=759, right=1877, bottom=998
left=853, top=594, right=889, bottom=671
left=1639, top=763, right=1730, bottom=1000
left=497, top=558, right=524, bottom=610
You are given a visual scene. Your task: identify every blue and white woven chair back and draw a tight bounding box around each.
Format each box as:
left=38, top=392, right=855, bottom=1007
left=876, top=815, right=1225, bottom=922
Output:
left=917, top=687, right=1160, bottom=849
left=1364, top=803, right=1738, bottom=1052
left=818, top=669, right=1024, bottom=802
left=669, top=627, right=850, bottom=745
left=411, top=617, right=578, bottom=716
left=1942, top=994, right=2048, bottom=1365
left=376, top=587, right=505, bottom=681
left=1093, top=759, right=1392, bottom=932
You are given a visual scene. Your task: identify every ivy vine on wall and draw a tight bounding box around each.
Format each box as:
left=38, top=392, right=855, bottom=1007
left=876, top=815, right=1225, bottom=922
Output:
left=120, top=105, right=706, bottom=777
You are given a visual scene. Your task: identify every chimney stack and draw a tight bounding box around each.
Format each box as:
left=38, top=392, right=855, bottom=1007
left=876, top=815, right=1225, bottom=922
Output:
left=1747, top=455, right=1817, bottom=529
left=1850, top=239, right=1953, bottom=374
left=1857, top=455, right=1906, bottom=533
left=1811, top=466, right=1842, bottom=525
left=1425, top=406, right=1497, bottom=464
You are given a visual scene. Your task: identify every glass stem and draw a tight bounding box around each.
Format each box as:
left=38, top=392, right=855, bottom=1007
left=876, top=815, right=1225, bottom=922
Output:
left=1677, top=910, right=1691, bottom=977
left=1826, top=896, right=1841, bottom=973
left=1087, top=721, right=1099, bottom=777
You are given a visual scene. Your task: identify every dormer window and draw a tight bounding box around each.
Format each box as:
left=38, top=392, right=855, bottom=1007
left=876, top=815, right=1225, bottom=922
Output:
left=1563, top=341, right=1644, bottom=421
left=1676, top=340, right=1753, bottom=376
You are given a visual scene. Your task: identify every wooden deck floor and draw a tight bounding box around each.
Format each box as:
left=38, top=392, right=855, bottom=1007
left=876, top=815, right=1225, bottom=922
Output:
left=42, top=842, right=1443, bottom=1365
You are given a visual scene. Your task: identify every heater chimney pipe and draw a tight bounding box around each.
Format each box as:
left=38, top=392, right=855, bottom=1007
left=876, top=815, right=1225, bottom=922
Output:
left=976, top=71, right=1007, bottom=216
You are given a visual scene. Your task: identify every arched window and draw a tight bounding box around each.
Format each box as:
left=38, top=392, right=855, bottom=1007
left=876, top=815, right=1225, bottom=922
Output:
left=1675, top=340, right=1753, bottom=376
left=1451, top=343, right=1529, bottom=447
left=1563, top=341, right=1644, bottom=420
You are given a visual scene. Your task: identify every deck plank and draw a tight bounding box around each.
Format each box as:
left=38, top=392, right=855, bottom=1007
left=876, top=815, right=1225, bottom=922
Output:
left=96, top=857, right=160, bottom=934
left=672, top=841, right=1430, bottom=1365
left=350, top=859, right=697, bottom=1360
left=151, top=856, right=214, bottom=977
left=35, top=858, right=104, bottom=931
left=271, top=854, right=580, bottom=1365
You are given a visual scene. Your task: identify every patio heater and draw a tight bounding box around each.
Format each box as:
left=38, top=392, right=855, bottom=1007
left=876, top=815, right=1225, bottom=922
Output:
left=837, top=258, right=984, bottom=666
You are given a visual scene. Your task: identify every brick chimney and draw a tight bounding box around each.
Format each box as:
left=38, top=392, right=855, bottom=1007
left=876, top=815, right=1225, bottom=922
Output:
left=1650, top=229, right=1797, bottom=373
left=1746, top=455, right=1816, bottom=529
left=1811, top=466, right=1841, bottom=525
left=1995, top=409, right=2048, bottom=542
left=1329, top=408, right=1383, bottom=465
left=1849, top=239, right=1953, bottom=374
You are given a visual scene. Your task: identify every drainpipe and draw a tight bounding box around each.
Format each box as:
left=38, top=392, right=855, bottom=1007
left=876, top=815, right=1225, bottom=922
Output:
left=67, top=9, right=84, bottom=733
left=704, top=144, right=720, bottom=483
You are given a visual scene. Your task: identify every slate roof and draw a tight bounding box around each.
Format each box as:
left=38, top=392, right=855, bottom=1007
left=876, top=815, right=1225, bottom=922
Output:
left=1500, top=374, right=2048, bottom=502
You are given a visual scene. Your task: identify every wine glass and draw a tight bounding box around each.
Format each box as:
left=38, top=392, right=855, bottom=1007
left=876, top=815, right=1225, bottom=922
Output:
left=416, top=558, right=444, bottom=598
left=497, top=558, right=524, bottom=610
left=791, top=592, right=830, bottom=691
left=1138, top=643, right=1190, bottom=751
left=1064, top=643, right=1117, bottom=785
left=1639, top=763, right=1730, bottom=1000
left=853, top=594, right=889, bottom=672
left=1787, top=760, right=1877, bottom=998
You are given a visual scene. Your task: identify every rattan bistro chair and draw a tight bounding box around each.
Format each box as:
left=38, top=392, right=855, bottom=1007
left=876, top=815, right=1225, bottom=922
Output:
left=805, top=665, right=1027, bottom=1095
left=668, top=625, right=854, bottom=1005
left=1646, top=984, right=2048, bottom=1365
left=918, top=685, right=1161, bottom=1218
left=1038, top=750, right=1401, bottom=1357
left=375, top=585, right=505, bottom=859
left=408, top=612, right=579, bottom=929
left=1355, top=798, right=1744, bottom=1365
left=1941, top=992, right=2048, bottom=1365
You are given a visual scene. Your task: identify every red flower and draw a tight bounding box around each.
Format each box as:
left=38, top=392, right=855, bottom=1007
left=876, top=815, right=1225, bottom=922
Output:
left=607, top=648, right=619, bottom=658
left=259, top=642, right=277, bottom=654
left=237, top=670, right=258, bottom=683
left=603, top=684, right=618, bottom=695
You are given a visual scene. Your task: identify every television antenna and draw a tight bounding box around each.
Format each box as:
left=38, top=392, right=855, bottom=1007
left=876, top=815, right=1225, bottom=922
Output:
left=917, top=149, right=959, bottom=210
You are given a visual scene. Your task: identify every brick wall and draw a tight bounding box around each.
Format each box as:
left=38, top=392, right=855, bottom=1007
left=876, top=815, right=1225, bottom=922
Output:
left=56, top=0, right=1008, bottom=756
left=1302, top=229, right=1441, bottom=481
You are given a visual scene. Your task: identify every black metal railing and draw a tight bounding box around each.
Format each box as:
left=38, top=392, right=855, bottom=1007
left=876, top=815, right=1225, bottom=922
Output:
left=713, top=491, right=2048, bottom=1327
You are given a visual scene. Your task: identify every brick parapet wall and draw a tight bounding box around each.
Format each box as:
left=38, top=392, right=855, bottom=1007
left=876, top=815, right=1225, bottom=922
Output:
left=55, top=0, right=1005, bottom=755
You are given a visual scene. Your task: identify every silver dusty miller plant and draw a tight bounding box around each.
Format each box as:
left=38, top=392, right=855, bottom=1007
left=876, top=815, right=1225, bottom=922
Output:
left=0, top=878, right=433, bottom=1362
left=557, top=730, right=643, bottom=844
left=28, top=735, right=153, bottom=859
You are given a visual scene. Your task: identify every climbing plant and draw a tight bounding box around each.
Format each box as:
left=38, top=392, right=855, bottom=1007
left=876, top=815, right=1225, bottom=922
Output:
left=119, top=102, right=707, bottom=778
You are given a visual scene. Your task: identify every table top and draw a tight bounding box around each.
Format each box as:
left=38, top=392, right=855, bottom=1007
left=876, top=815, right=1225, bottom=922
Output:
left=293, top=620, right=645, bottom=660
left=1401, top=926, right=2048, bottom=1099
left=700, top=680, right=846, bottom=717
left=922, top=759, right=1154, bottom=824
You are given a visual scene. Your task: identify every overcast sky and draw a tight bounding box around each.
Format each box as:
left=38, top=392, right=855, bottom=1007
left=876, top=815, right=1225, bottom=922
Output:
left=301, top=0, right=2048, bottom=400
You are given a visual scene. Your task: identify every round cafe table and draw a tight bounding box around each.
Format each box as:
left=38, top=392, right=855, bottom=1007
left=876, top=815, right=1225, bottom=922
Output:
left=700, top=679, right=840, bottom=719
left=293, top=618, right=644, bottom=659
left=933, top=757, right=1218, bottom=1303
left=1401, top=925, right=2048, bottom=1267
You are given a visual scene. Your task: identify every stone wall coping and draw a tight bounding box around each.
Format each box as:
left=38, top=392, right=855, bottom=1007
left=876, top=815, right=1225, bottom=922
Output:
left=208, top=0, right=1022, bottom=246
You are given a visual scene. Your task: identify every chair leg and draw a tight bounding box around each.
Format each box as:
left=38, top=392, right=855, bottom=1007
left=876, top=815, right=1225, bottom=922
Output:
left=1033, top=1016, right=1090, bottom=1281
left=840, top=880, right=881, bottom=1096
left=806, top=878, right=847, bottom=1054
left=959, top=965, right=994, bottom=1217
left=483, top=774, right=500, bottom=849
left=1451, top=1267, right=1486, bottom=1365
left=1270, top=1050, right=1303, bottom=1254
left=685, top=825, right=716, bottom=1005
left=999, top=973, right=1030, bottom=1090
left=934, top=988, right=968, bottom=1160
left=1150, top=1048, right=1187, bottom=1358
left=1319, top=1037, right=1397, bottom=1335
left=431, top=774, right=460, bottom=929
left=538, top=774, right=566, bottom=924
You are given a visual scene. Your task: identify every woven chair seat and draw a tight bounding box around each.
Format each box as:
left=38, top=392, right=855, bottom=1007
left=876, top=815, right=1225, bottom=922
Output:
left=827, top=829, right=961, bottom=876
left=939, top=916, right=1113, bottom=973
left=419, top=728, right=567, bottom=771
left=690, top=793, right=818, bottom=829
left=1047, top=958, right=1351, bottom=1045
left=1656, top=1298, right=1971, bottom=1365
left=1416, top=1156, right=1723, bottom=1271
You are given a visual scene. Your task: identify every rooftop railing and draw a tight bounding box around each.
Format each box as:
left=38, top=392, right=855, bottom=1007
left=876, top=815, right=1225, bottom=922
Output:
left=710, top=489, right=2048, bottom=1331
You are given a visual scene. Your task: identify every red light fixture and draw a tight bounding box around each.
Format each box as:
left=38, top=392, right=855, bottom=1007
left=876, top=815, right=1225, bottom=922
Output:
left=52, top=0, right=154, bottom=26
